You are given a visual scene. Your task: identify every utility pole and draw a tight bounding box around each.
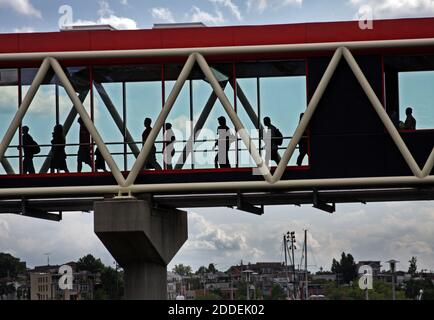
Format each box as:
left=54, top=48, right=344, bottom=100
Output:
left=283, top=234, right=290, bottom=300
left=288, top=231, right=297, bottom=299
left=304, top=229, right=308, bottom=300
left=387, top=260, right=399, bottom=300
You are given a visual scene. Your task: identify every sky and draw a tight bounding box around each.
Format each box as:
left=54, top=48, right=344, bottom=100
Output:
left=1, top=0, right=434, bottom=274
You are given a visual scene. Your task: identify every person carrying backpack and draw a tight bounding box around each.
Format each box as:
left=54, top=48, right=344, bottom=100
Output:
left=20, top=126, right=40, bottom=174
left=263, top=117, right=282, bottom=165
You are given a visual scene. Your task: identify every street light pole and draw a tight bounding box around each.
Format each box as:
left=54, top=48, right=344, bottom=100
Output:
left=387, top=260, right=399, bottom=301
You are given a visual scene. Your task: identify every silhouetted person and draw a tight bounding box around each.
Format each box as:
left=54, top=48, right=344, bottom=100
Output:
left=263, top=117, right=281, bottom=165
left=297, top=113, right=308, bottom=166
left=404, top=107, right=416, bottom=130
left=95, top=148, right=107, bottom=172
left=164, top=123, right=176, bottom=170
left=20, top=126, right=39, bottom=174
left=50, top=124, right=69, bottom=173
left=214, top=116, right=232, bottom=168
left=142, top=118, right=162, bottom=170
left=77, top=118, right=92, bottom=173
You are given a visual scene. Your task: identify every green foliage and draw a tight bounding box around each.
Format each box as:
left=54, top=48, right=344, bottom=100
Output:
left=196, top=293, right=222, bottom=300
left=173, top=264, right=193, bottom=277
left=330, top=252, right=358, bottom=284
left=405, top=279, right=434, bottom=300
left=77, top=254, right=105, bottom=274
left=0, top=253, right=26, bottom=279
left=408, top=257, right=418, bottom=277
left=325, top=280, right=407, bottom=300
left=196, top=266, right=208, bottom=275
left=77, top=254, right=123, bottom=300
left=99, top=266, right=124, bottom=300
left=208, top=263, right=218, bottom=274
left=270, top=284, right=287, bottom=300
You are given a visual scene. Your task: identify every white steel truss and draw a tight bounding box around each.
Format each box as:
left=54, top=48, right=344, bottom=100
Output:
left=0, top=45, right=433, bottom=197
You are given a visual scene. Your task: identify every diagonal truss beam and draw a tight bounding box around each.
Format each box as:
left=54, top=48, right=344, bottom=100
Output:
left=1, top=158, right=14, bottom=175
left=40, top=89, right=90, bottom=173
left=125, top=53, right=197, bottom=186
left=342, top=47, right=434, bottom=178
left=175, top=81, right=228, bottom=170
left=195, top=53, right=273, bottom=182
left=271, top=48, right=344, bottom=183
left=49, top=58, right=126, bottom=186
left=0, top=58, right=51, bottom=167
left=94, top=82, right=140, bottom=158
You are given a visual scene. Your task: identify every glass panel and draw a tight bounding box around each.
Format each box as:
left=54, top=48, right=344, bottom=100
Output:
left=21, top=68, right=59, bottom=173
left=399, top=71, right=434, bottom=130
left=235, top=64, right=260, bottom=168
left=237, top=61, right=307, bottom=167
left=164, top=64, right=192, bottom=170
left=59, top=67, right=91, bottom=173
left=192, top=63, right=235, bottom=169
left=0, top=69, right=19, bottom=174
left=124, top=64, right=163, bottom=171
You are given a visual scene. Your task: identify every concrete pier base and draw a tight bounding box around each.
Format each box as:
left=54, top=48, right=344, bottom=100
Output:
left=94, top=199, right=188, bottom=300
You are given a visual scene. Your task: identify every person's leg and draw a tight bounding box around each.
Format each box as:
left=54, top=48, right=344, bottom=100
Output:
left=214, top=154, right=219, bottom=169
left=29, top=157, right=35, bottom=174
left=272, top=149, right=280, bottom=165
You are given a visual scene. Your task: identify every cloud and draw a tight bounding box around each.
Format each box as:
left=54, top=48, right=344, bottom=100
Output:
left=151, top=7, right=175, bottom=23
left=12, top=27, right=35, bottom=33
left=0, top=213, right=114, bottom=268
left=0, top=0, right=41, bottom=18
left=2, top=201, right=434, bottom=274
left=71, top=1, right=138, bottom=30
left=210, top=0, right=243, bottom=21
left=188, top=212, right=247, bottom=251
left=120, top=0, right=129, bottom=5
left=189, top=6, right=225, bottom=24
left=349, top=0, right=434, bottom=19
left=247, top=0, right=303, bottom=14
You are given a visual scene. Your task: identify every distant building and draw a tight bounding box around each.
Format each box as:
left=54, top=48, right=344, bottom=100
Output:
left=29, top=263, right=98, bottom=300
left=357, top=261, right=382, bottom=277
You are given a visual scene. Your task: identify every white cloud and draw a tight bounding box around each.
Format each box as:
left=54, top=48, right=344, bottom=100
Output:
left=0, top=213, right=113, bottom=268
left=189, top=6, right=225, bottom=24
left=120, top=0, right=129, bottom=5
left=13, top=27, right=35, bottom=33
left=349, top=0, right=434, bottom=19
left=247, top=0, right=303, bottom=14
left=71, top=1, right=138, bottom=30
left=210, top=0, right=243, bottom=21
left=188, top=212, right=248, bottom=251
left=151, top=7, right=175, bottom=23
left=98, top=1, right=114, bottom=17
left=0, top=0, right=41, bottom=18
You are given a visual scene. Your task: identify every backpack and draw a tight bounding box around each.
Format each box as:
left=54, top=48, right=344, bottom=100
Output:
left=275, top=128, right=284, bottom=146
left=30, top=140, right=41, bottom=155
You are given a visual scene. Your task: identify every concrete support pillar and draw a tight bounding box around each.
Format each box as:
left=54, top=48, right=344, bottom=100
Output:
left=94, top=199, right=188, bottom=300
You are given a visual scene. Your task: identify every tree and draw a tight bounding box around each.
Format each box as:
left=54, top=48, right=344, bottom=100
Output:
left=331, top=258, right=340, bottom=274
left=99, top=266, right=124, bottom=300
left=405, top=279, right=434, bottom=300
left=330, top=253, right=357, bottom=284
left=208, top=263, right=218, bottom=274
left=77, top=254, right=105, bottom=274
left=196, top=266, right=208, bottom=275
left=340, top=253, right=357, bottom=284
left=0, top=253, right=26, bottom=279
left=173, top=264, right=192, bottom=277
left=270, top=284, right=287, bottom=300
left=408, top=257, right=417, bottom=277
